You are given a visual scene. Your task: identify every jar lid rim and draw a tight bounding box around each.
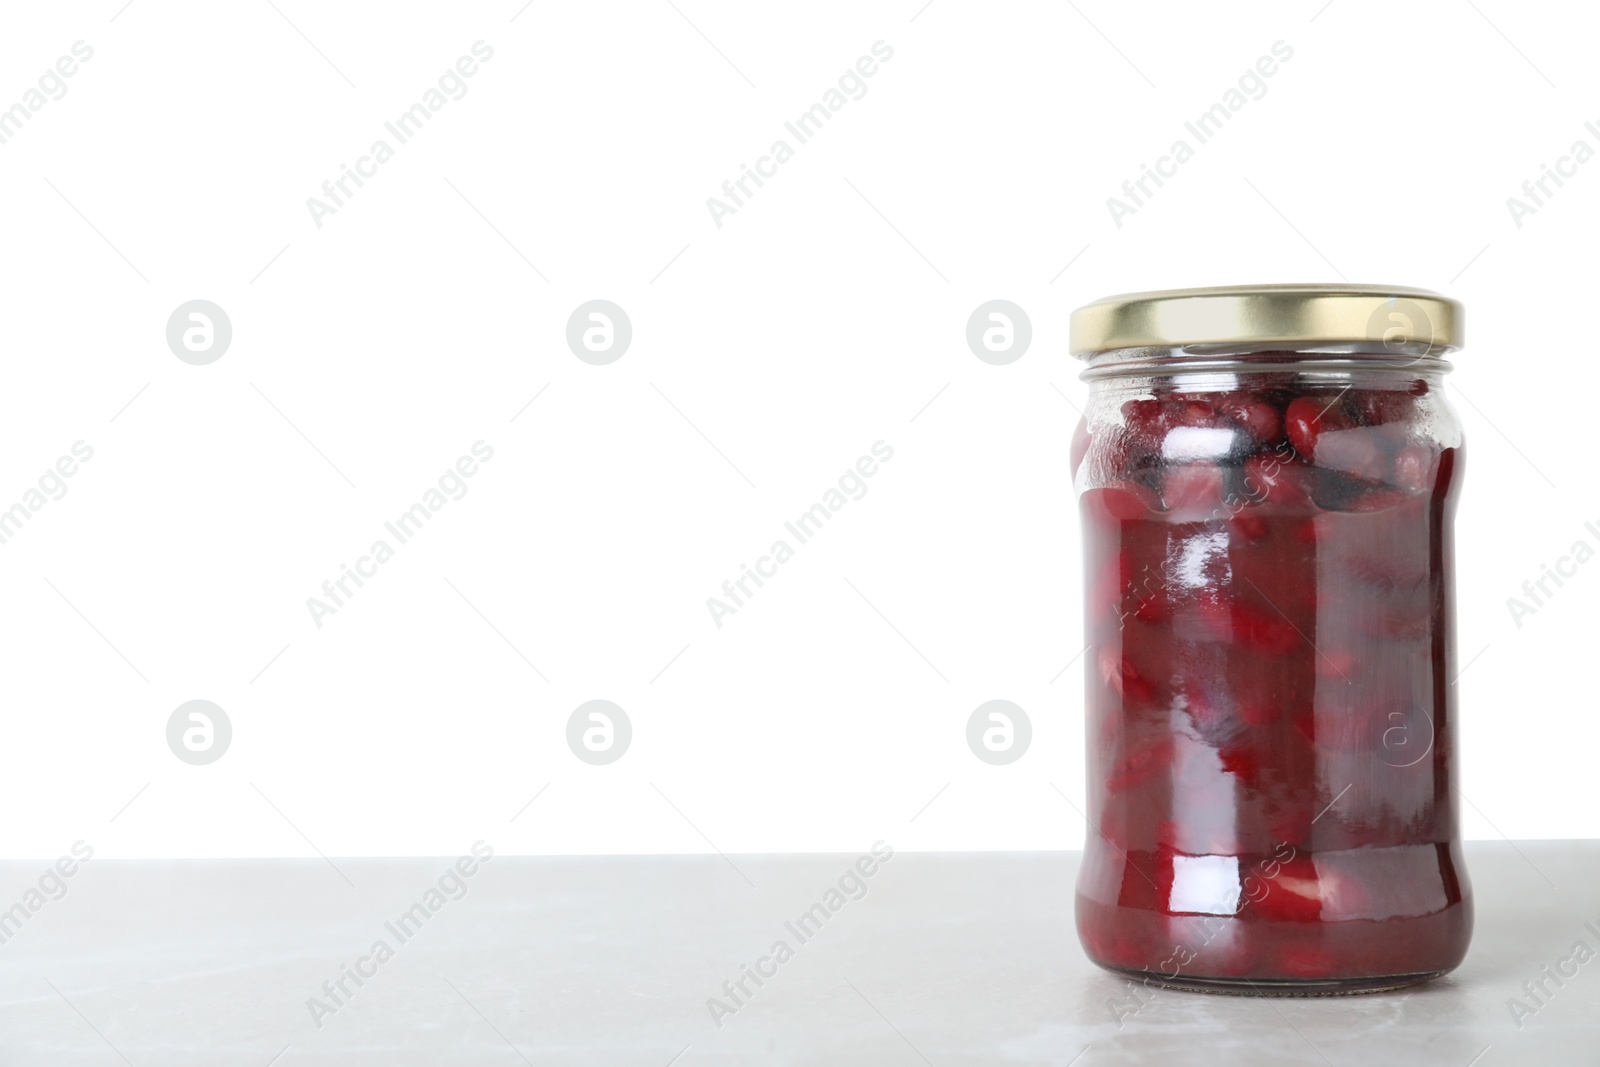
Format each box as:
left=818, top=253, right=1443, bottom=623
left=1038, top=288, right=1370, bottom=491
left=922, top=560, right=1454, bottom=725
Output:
left=1069, top=283, right=1463, bottom=358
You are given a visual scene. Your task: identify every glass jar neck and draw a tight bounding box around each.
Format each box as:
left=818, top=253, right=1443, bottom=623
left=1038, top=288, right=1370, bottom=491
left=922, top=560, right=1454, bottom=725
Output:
left=1078, top=343, right=1455, bottom=383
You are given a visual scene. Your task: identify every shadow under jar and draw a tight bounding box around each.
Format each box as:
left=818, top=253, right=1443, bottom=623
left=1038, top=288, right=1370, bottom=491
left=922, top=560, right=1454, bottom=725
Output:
left=1068, top=285, right=1472, bottom=995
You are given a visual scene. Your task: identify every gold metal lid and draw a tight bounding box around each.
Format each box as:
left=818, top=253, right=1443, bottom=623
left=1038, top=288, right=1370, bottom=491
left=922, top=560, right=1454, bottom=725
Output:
left=1069, top=284, right=1463, bottom=358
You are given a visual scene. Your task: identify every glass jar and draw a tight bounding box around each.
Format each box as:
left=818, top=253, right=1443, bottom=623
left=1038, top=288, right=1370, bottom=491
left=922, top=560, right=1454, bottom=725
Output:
left=1068, top=285, right=1471, bottom=995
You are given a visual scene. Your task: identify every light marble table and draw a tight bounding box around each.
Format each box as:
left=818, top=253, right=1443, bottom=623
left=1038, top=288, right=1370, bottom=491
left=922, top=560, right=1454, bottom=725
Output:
left=0, top=841, right=1595, bottom=1065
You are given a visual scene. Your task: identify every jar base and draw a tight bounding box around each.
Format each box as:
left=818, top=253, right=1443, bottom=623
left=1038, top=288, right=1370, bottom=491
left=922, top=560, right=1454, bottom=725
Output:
left=1098, top=963, right=1450, bottom=997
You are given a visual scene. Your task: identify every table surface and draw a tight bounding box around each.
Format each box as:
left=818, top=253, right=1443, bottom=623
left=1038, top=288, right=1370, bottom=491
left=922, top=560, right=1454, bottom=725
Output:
left=0, top=841, right=1595, bottom=1065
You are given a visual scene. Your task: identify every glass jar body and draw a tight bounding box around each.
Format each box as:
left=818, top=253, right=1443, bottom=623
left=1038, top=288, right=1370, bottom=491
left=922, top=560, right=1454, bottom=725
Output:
left=1072, top=348, right=1471, bottom=994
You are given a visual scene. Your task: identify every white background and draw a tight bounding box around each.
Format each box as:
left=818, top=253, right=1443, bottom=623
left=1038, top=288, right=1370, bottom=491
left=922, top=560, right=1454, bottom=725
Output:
left=0, top=0, right=1592, bottom=858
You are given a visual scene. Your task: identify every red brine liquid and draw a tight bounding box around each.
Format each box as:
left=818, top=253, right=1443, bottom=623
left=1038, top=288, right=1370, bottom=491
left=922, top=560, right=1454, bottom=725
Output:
left=1074, top=374, right=1472, bottom=994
